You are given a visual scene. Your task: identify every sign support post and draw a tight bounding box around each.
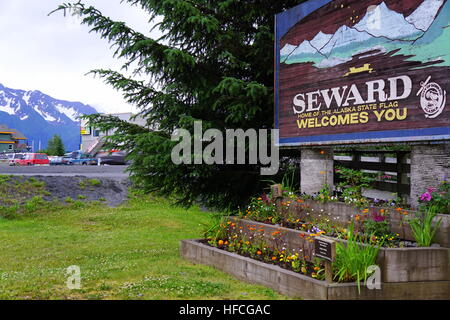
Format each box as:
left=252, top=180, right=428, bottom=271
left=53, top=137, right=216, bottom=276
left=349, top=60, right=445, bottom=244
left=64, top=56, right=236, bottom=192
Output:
left=314, top=237, right=336, bottom=284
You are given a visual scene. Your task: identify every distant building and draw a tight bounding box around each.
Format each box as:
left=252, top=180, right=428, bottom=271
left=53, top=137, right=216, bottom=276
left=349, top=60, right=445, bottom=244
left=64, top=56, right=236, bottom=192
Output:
left=0, top=124, right=28, bottom=153
left=80, top=112, right=147, bottom=155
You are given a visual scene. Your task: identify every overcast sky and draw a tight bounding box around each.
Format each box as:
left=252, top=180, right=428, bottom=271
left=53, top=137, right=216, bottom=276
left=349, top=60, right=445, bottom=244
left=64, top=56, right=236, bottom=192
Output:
left=0, top=0, right=159, bottom=114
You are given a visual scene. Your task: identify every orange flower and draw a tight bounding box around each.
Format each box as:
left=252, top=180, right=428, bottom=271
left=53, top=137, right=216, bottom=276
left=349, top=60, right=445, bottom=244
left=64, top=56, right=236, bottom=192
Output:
left=355, top=214, right=361, bottom=221
left=257, top=250, right=262, bottom=255
left=362, top=209, right=369, bottom=214
left=224, top=241, right=229, bottom=245
left=271, top=256, right=277, bottom=261
left=396, top=207, right=403, bottom=212
left=402, top=211, right=409, bottom=216
left=380, top=209, right=385, bottom=214
left=314, top=267, right=320, bottom=271
left=218, top=240, right=224, bottom=246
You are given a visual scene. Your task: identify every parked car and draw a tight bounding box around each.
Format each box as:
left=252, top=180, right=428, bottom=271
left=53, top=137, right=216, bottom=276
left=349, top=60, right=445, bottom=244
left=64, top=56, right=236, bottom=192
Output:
left=16, top=153, right=50, bottom=166
left=96, top=151, right=128, bottom=165
left=0, top=153, right=9, bottom=165
left=65, top=151, right=97, bottom=165
left=6, top=153, right=25, bottom=166
left=48, top=156, right=69, bottom=165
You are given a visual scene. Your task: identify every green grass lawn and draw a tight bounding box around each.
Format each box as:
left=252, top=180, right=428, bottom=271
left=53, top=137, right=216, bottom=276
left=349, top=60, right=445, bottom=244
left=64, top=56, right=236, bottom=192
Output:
left=0, top=194, right=289, bottom=300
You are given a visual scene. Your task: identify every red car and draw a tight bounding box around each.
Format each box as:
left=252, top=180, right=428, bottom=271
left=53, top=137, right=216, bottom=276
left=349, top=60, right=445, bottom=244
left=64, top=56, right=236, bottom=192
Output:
left=17, top=153, right=50, bottom=166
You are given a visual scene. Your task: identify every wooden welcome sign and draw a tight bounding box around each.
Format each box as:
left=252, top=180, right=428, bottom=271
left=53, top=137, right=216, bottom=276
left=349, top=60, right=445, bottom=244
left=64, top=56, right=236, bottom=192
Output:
left=275, top=0, right=450, bottom=146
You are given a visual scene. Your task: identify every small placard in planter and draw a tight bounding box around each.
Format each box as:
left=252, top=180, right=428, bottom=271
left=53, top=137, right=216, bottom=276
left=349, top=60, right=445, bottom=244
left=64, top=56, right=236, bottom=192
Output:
left=314, top=237, right=336, bottom=262
left=271, top=184, right=283, bottom=199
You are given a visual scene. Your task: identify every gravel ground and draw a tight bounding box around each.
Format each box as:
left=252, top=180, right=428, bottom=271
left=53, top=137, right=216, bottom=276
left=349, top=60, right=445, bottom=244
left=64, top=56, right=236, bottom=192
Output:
left=1, top=165, right=131, bottom=206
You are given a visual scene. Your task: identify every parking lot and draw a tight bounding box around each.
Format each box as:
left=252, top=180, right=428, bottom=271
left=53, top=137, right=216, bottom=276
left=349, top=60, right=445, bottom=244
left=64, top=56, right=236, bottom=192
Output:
left=0, top=164, right=130, bottom=178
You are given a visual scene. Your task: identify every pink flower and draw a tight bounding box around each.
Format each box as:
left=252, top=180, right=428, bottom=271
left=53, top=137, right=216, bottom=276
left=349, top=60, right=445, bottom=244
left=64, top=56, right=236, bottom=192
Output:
left=420, top=192, right=432, bottom=202
left=427, top=187, right=436, bottom=193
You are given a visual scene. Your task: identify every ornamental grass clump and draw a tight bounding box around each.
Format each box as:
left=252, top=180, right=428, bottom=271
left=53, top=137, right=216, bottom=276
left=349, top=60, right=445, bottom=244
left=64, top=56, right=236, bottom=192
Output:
left=334, top=222, right=381, bottom=293
left=408, top=205, right=442, bottom=247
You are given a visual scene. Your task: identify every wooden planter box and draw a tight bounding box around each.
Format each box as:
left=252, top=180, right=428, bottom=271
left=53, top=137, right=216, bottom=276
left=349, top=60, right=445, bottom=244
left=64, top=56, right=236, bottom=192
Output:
left=231, top=218, right=450, bottom=283
left=181, top=239, right=450, bottom=300
left=280, top=199, right=450, bottom=247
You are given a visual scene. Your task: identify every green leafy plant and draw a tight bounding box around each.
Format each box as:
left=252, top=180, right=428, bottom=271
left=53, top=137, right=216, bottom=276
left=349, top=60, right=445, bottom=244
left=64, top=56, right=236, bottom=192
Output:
left=241, top=195, right=280, bottom=224
left=335, top=166, right=375, bottom=207
left=408, top=206, right=443, bottom=247
left=334, top=223, right=381, bottom=293
left=264, top=166, right=299, bottom=196
left=202, top=214, right=229, bottom=243
left=363, top=219, right=390, bottom=239
left=316, top=184, right=332, bottom=203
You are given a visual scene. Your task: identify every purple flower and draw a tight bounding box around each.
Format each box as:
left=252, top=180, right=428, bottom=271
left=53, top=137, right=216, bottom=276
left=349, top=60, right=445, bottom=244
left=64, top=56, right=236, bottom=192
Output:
left=420, top=192, right=432, bottom=202
left=427, top=187, right=436, bottom=193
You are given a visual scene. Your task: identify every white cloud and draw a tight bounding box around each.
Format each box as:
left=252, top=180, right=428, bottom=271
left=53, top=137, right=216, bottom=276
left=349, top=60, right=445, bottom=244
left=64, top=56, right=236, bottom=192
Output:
left=0, top=0, right=161, bottom=114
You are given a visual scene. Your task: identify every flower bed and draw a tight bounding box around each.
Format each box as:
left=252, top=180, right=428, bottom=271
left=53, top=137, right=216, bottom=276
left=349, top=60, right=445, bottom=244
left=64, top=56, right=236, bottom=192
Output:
left=242, top=197, right=414, bottom=248
left=181, top=239, right=450, bottom=300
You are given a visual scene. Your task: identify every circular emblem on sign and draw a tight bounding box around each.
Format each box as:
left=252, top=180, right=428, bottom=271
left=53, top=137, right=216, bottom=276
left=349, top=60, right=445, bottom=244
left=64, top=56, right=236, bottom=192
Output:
left=417, top=76, right=446, bottom=119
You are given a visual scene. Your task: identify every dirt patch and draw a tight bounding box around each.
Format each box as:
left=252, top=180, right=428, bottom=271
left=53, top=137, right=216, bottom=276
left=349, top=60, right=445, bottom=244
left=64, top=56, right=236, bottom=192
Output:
left=1, top=175, right=130, bottom=207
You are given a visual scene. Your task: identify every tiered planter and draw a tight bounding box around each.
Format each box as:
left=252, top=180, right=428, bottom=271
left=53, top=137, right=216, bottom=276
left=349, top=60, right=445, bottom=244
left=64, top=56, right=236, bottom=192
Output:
left=181, top=239, right=450, bottom=300
left=181, top=198, right=450, bottom=299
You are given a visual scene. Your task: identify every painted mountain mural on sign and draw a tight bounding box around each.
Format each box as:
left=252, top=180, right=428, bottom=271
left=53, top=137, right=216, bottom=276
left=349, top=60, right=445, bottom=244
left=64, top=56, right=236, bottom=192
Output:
left=280, top=0, right=449, bottom=69
left=0, top=83, right=98, bottom=151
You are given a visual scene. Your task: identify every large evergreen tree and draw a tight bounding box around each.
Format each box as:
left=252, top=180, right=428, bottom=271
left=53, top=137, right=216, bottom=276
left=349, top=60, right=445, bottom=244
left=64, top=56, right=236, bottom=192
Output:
left=53, top=0, right=303, bottom=210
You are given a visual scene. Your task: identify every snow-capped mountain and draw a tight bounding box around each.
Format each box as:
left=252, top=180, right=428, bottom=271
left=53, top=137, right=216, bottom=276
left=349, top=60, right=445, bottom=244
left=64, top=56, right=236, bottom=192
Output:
left=280, top=44, right=297, bottom=57
left=0, top=83, right=98, bottom=151
left=289, top=40, right=320, bottom=57
left=354, top=2, right=421, bottom=40
left=320, top=25, right=373, bottom=55
left=406, top=0, right=445, bottom=31
left=309, top=31, right=333, bottom=51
